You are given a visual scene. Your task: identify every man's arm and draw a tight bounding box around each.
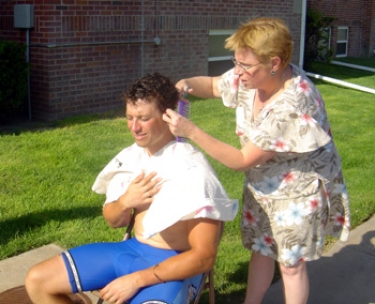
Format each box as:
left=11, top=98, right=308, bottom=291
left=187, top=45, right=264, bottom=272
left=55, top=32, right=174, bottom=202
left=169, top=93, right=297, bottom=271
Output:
left=99, top=218, right=222, bottom=303
left=147, top=218, right=222, bottom=281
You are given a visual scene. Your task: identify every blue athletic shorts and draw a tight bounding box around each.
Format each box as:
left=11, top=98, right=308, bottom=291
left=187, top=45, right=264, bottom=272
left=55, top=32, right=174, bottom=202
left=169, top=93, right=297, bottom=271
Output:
left=61, top=238, right=202, bottom=304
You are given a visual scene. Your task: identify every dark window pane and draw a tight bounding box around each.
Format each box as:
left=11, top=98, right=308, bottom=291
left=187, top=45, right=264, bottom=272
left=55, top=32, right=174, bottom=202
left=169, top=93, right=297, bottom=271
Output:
left=208, top=60, right=233, bottom=77
left=336, top=42, right=347, bottom=55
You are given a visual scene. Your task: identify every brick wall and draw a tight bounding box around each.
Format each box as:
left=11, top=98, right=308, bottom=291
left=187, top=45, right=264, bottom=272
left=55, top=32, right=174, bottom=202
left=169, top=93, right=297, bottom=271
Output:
left=308, top=0, right=375, bottom=58
left=0, top=0, right=302, bottom=121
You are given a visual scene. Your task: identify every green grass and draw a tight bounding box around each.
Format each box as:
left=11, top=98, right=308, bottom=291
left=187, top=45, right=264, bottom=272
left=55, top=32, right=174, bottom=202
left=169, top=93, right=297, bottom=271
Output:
left=1, top=61, right=374, bottom=303
left=309, top=60, right=375, bottom=89
left=333, top=56, right=375, bottom=68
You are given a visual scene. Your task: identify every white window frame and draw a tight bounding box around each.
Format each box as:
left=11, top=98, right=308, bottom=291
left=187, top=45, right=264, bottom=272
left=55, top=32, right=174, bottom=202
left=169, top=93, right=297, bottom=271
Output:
left=208, top=30, right=235, bottom=76
left=336, top=26, right=348, bottom=58
left=208, top=29, right=235, bottom=62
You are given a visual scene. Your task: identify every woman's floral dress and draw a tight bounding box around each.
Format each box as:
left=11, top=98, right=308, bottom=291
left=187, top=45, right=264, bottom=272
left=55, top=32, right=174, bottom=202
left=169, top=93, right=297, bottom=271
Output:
left=218, top=64, right=350, bottom=266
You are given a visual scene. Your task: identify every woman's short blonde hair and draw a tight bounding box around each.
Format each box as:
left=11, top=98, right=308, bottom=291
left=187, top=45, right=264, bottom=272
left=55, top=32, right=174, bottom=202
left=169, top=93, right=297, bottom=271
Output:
left=225, top=17, right=294, bottom=69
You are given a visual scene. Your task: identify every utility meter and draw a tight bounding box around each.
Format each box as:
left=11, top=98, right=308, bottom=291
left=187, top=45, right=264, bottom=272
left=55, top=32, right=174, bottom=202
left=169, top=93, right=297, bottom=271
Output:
left=14, top=4, right=34, bottom=29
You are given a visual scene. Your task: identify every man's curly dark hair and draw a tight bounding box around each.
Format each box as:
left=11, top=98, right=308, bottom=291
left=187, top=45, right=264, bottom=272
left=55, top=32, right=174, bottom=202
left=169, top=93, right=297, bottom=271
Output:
left=123, top=72, right=179, bottom=113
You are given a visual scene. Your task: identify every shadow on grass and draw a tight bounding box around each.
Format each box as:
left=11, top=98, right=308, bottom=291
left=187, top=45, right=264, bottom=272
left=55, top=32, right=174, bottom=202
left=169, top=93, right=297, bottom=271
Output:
left=0, top=206, right=101, bottom=247
left=308, top=61, right=375, bottom=84
left=0, top=96, right=202, bottom=136
left=0, top=107, right=125, bottom=136
left=208, top=260, right=282, bottom=304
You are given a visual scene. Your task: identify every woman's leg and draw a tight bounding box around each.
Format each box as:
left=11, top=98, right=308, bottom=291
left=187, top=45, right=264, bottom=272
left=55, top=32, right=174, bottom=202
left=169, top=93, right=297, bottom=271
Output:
left=25, top=255, right=74, bottom=304
left=244, top=252, right=275, bottom=304
left=279, top=260, right=309, bottom=304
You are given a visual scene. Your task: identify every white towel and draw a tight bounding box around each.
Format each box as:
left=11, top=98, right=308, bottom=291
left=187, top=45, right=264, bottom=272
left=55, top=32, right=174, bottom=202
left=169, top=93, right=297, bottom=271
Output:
left=92, top=141, right=238, bottom=238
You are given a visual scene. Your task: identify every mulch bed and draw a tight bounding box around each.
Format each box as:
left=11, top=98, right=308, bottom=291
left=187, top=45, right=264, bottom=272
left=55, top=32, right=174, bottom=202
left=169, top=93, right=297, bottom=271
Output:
left=0, top=286, right=92, bottom=304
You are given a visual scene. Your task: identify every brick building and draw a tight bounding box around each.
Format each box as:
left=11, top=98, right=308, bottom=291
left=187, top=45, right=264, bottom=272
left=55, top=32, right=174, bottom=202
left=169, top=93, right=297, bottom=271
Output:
left=0, top=1, right=305, bottom=121
left=308, top=0, right=375, bottom=58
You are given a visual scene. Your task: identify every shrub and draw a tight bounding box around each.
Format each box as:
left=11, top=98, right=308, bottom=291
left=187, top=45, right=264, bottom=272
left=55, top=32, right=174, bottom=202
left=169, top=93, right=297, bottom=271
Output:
left=0, top=40, right=29, bottom=120
left=303, top=8, right=335, bottom=71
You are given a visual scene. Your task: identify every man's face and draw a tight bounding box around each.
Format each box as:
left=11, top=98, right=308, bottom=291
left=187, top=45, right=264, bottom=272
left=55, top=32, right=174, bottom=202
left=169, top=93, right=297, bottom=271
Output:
left=126, top=99, right=172, bottom=155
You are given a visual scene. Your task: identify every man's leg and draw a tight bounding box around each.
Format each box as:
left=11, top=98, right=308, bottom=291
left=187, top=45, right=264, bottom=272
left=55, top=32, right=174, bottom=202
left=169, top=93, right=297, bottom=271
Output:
left=25, top=255, right=73, bottom=304
left=243, top=252, right=275, bottom=304
left=279, top=260, right=309, bottom=304
left=26, top=241, right=129, bottom=304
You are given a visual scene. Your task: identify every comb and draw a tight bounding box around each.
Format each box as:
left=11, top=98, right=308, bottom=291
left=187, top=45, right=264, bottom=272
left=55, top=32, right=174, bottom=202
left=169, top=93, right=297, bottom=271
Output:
left=176, top=88, right=190, bottom=143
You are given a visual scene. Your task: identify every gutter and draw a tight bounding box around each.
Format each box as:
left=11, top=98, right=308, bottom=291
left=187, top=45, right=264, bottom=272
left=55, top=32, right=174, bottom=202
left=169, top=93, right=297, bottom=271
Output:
left=299, top=0, right=307, bottom=68
left=30, top=38, right=161, bottom=48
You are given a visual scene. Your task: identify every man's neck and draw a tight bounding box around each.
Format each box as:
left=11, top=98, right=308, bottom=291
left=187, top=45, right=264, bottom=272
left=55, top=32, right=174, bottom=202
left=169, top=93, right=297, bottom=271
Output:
left=145, top=136, right=175, bottom=156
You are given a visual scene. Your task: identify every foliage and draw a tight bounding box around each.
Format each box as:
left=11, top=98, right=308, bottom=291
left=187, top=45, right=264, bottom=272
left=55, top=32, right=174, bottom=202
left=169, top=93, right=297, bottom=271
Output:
left=304, top=7, right=335, bottom=70
left=0, top=40, right=29, bottom=120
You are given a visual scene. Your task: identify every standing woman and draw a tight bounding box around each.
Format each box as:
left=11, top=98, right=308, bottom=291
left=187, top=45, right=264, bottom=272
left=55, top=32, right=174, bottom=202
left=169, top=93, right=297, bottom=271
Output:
left=163, top=17, right=350, bottom=304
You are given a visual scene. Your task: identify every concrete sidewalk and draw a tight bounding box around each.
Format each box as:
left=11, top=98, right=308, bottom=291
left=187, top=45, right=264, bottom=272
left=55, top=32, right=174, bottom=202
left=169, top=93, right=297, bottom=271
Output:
left=1, top=215, right=374, bottom=303
left=263, top=215, right=375, bottom=304
left=0, top=244, right=101, bottom=303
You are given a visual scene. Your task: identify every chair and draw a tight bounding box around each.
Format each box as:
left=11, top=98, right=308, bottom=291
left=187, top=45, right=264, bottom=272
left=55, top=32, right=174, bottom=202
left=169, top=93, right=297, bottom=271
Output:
left=93, top=213, right=216, bottom=304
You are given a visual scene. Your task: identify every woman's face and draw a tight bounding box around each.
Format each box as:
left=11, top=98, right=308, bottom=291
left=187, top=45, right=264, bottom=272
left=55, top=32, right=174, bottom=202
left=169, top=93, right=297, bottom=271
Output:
left=233, top=47, right=271, bottom=90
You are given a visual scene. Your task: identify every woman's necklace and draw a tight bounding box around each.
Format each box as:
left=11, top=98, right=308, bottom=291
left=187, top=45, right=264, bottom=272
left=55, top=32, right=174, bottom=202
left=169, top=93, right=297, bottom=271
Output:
left=257, top=85, right=280, bottom=113
left=257, top=68, right=288, bottom=113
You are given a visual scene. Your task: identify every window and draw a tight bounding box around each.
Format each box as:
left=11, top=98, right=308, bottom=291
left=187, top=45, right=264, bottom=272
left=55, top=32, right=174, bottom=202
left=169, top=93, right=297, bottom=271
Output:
left=208, top=30, right=235, bottom=76
left=336, top=27, right=348, bottom=57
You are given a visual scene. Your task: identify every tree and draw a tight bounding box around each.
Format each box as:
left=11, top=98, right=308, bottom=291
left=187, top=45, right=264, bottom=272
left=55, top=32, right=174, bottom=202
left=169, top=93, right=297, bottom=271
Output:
left=303, top=8, right=335, bottom=71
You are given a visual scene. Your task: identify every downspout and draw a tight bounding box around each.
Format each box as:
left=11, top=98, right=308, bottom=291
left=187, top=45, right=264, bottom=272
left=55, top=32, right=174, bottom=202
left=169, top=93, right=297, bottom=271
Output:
left=299, top=0, right=307, bottom=69
left=141, top=0, right=145, bottom=76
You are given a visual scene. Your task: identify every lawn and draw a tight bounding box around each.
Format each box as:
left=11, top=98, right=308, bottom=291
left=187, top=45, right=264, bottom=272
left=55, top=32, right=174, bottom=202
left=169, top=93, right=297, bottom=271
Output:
left=0, top=60, right=374, bottom=303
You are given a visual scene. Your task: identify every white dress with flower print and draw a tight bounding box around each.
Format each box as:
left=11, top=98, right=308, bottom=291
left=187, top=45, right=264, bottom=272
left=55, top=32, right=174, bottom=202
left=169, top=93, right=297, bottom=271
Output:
left=218, top=64, right=350, bottom=266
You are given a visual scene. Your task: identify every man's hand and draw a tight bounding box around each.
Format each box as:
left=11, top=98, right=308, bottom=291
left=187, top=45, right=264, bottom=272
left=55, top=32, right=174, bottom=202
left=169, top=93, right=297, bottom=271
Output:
left=103, top=171, right=162, bottom=227
left=99, top=274, right=139, bottom=304
left=120, top=171, right=162, bottom=209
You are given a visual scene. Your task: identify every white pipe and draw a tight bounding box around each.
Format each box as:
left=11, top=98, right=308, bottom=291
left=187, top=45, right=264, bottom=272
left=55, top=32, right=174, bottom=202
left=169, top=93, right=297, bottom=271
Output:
left=331, top=60, right=375, bottom=73
left=299, top=0, right=307, bottom=68
left=26, top=29, right=32, bottom=120
left=141, top=0, right=145, bottom=75
left=306, top=72, right=375, bottom=94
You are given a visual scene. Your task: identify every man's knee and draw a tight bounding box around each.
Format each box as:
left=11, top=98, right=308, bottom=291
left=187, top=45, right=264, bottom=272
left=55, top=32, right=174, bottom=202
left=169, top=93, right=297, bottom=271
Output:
left=25, top=265, right=44, bottom=294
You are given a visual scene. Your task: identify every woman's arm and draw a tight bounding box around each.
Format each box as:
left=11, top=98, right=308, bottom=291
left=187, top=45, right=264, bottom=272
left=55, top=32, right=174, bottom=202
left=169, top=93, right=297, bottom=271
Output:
left=163, top=110, right=275, bottom=171
left=176, top=76, right=222, bottom=99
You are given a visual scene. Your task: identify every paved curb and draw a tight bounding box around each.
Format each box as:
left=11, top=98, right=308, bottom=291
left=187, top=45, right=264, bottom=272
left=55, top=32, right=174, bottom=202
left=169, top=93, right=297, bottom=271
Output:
left=262, top=215, right=375, bottom=304
left=0, top=244, right=101, bottom=303
left=1, top=215, right=374, bottom=304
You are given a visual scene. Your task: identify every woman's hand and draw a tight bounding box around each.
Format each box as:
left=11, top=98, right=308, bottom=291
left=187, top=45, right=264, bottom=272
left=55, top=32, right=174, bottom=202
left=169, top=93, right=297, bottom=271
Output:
left=163, top=108, right=196, bottom=139
left=175, top=79, right=193, bottom=98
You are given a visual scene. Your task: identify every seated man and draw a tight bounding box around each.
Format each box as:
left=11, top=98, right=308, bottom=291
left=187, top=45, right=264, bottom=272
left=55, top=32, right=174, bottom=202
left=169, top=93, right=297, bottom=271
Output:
left=25, top=72, right=238, bottom=304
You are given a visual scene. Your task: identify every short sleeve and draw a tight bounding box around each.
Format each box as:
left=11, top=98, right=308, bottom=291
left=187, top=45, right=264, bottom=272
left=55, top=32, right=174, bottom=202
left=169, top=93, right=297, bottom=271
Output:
left=249, top=80, right=332, bottom=153
left=217, top=68, right=240, bottom=108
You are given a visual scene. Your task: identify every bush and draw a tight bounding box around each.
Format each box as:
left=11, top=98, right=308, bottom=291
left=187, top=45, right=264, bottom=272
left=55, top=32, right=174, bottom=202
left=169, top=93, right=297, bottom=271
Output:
left=303, top=8, right=335, bottom=71
left=0, top=40, right=29, bottom=120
